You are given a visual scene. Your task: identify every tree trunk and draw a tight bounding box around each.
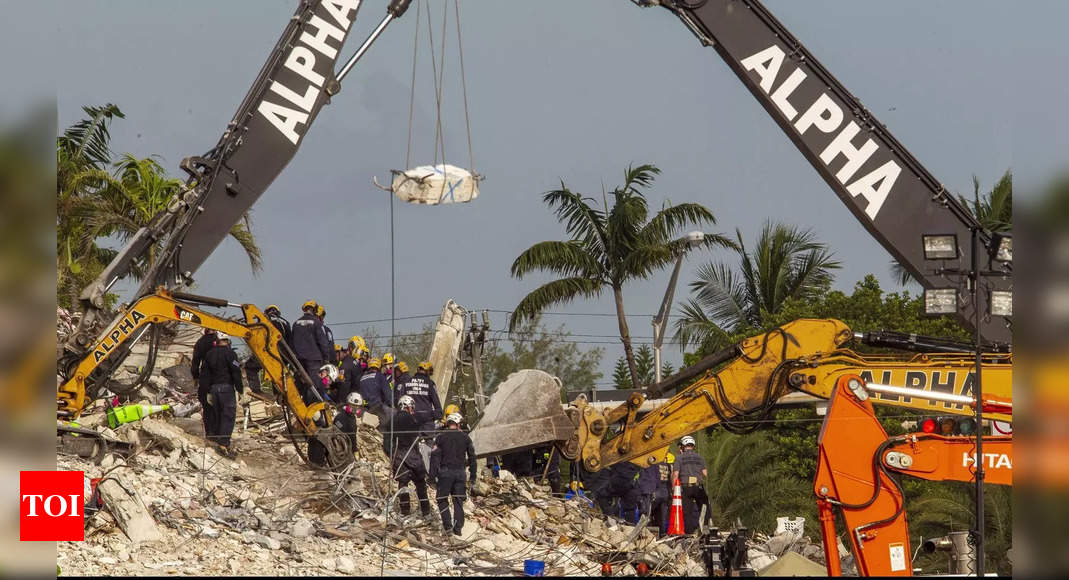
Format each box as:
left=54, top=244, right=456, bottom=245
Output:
left=613, top=284, right=641, bottom=388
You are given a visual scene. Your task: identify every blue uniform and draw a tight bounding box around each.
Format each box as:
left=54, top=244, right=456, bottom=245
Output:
left=359, top=368, right=391, bottom=410
left=399, top=372, right=443, bottom=431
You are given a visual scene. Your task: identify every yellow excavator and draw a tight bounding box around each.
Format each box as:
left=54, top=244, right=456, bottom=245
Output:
left=471, top=318, right=1012, bottom=473
left=58, top=288, right=354, bottom=469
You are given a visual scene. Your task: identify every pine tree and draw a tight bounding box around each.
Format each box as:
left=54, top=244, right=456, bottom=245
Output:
left=611, top=357, right=631, bottom=389
left=634, top=344, right=656, bottom=386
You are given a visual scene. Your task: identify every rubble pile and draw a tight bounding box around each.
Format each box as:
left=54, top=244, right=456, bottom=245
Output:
left=57, top=312, right=835, bottom=576
left=59, top=407, right=724, bottom=576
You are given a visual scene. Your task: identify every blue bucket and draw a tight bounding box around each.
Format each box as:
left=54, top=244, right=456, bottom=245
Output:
left=523, top=559, right=546, bottom=576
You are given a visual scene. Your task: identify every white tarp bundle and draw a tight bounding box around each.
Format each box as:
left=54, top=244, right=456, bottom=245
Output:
left=390, top=163, right=479, bottom=205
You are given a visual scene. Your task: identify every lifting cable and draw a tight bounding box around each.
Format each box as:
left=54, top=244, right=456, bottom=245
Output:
left=399, top=0, right=478, bottom=191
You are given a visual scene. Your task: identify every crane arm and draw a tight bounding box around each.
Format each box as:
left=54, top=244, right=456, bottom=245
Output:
left=643, top=0, right=1011, bottom=344
left=813, top=374, right=1011, bottom=576
left=65, top=0, right=413, bottom=358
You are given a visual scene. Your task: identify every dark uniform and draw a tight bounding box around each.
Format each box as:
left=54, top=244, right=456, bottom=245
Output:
left=333, top=409, right=359, bottom=455
left=243, top=355, right=264, bottom=395
left=391, top=370, right=411, bottom=411
left=638, top=459, right=672, bottom=535
left=338, top=355, right=362, bottom=405
left=387, top=408, right=435, bottom=517
left=675, top=449, right=709, bottom=534
left=604, top=462, right=641, bottom=524
left=398, top=372, right=442, bottom=432
left=359, top=368, right=391, bottom=418
left=429, top=427, right=477, bottom=535
left=267, top=311, right=292, bottom=347
left=501, top=449, right=534, bottom=478
left=191, top=331, right=217, bottom=435
left=291, top=312, right=331, bottom=397
left=198, top=343, right=244, bottom=449
left=532, top=446, right=562, bottom=494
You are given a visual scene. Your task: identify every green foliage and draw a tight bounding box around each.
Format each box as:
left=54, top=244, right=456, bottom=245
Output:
left=510, top=163, right=732, bottom=387
left=633, top=344, right=655, bottom=385
left=57, top=104, right=262, bottom=310
left=660, top=361, right=675, bottom=379
left=674, top=221, right=840, bottom=351
left=695, top=429, right=814, bottom=534
left=611, top=357, right=631, bottom=389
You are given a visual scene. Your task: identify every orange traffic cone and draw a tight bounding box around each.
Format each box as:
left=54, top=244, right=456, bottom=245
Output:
left=667, top=478, right=685, bottom=535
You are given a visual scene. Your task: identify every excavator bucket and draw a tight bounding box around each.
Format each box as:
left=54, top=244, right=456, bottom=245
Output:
left=470, top=369, right=576, bottom=458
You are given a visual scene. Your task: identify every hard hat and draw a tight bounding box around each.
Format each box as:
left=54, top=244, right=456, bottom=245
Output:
left=382, top=352, right=395, bottom=366
left=302, top=300, right=317, bottom=312
left=443, top=404, right=460, bottom=418
left=215, top=332, right=230, bottom=342
left=316, top=304, right=326, bottom=318
left=398, top=395, right=415, bottom=409
left=368, top=357, right=381, bottom=369
left=446, top=412, right=463, bottom=425
left=417, top=361, right=433, bottom=373
left=665, top=452, right=675, bottom=464
left=680, top=435, right=696, bottom=447
left=395, top=361, right=409, bottom=374
left=319, top=364, right=338, bottom=382
left=265, top=304, right=280, bottom=315
left=348, top=335, right=366, bottom=352
left=334, top=343, right=342, bottom=352
left=346, top=391, right=364, bottom=407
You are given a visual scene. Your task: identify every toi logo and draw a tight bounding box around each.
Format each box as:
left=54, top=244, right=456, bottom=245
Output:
left=20, top=471, right=84, bottom=541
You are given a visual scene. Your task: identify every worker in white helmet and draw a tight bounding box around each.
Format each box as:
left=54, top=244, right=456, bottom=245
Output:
left=671, top=435, right=709, bottom=534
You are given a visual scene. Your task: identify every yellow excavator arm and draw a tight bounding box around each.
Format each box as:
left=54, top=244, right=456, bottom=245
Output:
left=58, top=288, right=352, bottom=468
left=472, top=318, right=1012, bottom=473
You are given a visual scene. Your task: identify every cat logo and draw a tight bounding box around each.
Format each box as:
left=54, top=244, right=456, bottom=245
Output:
left=92, top=309, right=147, bottom=363
left=174, top=306, right=202, bottom=325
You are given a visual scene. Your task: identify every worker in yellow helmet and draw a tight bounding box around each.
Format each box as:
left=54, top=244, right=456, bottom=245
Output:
left=293, top=300, right=330, bottom=401
left=639, top=450, right=676, bottom=537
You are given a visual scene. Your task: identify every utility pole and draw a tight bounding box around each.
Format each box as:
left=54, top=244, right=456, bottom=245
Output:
left=467, top=311, right=490, bottom=414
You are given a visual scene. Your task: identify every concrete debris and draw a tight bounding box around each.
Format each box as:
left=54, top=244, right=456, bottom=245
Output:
left=57, top=330, right=842, bottom=576
left=95, top=475, right=163, bottom=543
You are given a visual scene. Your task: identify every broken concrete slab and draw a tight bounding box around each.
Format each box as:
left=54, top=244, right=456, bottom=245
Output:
left=97, top=476, right=163, bottom=543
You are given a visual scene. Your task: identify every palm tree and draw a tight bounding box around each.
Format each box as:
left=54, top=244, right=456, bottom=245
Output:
left=57, top=104, right=263, bottom=307
left=674, top=220, right=840, bottom=350
left=892, top=170, right=1012, bottom=286
left=509, top=163, right=732, bottom=388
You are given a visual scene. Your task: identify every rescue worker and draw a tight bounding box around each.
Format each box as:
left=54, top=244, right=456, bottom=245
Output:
left=638, top=451, right=674, bottom=535
left=429, top=412, right=477, bottom=537
left=532, top=446, right=562, bottom=494
left=392, top=361, right=411, bottom=396
left=387, top=395, right=435, bottom=519
left=191, top=329, right=217, bottom=436
left=338, top=337, right=365, bottom=404
left=315, top=304, right=335, bottom=356
left=242, top=352, right=265, bottom=395
left=671, top=435, right=709, bottom=534
left=292, top=300, right=331, bottom=397
left=333, top=391, right=363, bottom=455
left=198, top=332, right=244, bottom=457
left=604, top=462, right=641, bottom=524
left=501, top=449, right=534, bottom=478
left=381, top=353, right=397, bottom=407
left=359, top=357, right=391, bottom=422
left=264, top=304, right=292, bottom=346
left=399, top=361, right=443, bottom=433
left=333, top=343, right=344, bottom=366
left=318, top=363, right=339, bottom=402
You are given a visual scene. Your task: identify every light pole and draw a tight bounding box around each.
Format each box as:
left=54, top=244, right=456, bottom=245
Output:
left=921, top=230, right=1011, bottom=578
left=652, top=231, right=705, bottom=383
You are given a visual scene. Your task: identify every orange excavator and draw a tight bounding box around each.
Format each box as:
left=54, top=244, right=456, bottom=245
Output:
left=813, top=374, right=1011, bottom=576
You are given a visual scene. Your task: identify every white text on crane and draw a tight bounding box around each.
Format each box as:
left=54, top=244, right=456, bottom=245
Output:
left=257, top=0, right=360, bottom=145
left=741, top=45, right=901, bottom=220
